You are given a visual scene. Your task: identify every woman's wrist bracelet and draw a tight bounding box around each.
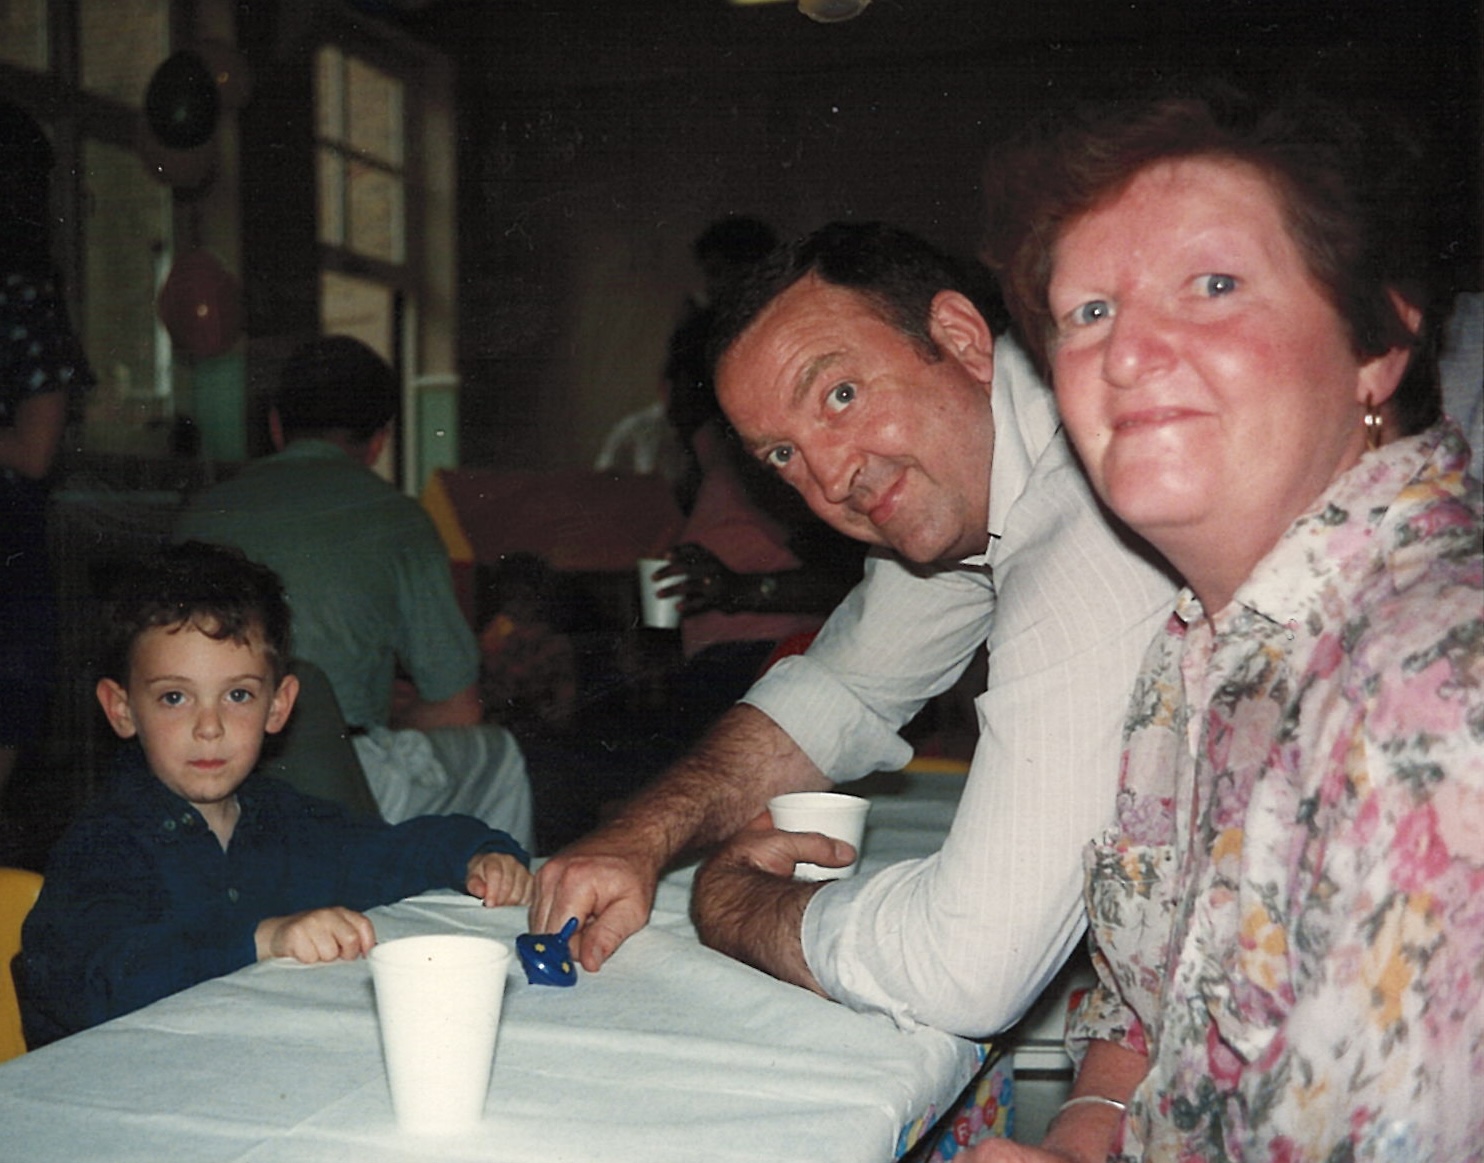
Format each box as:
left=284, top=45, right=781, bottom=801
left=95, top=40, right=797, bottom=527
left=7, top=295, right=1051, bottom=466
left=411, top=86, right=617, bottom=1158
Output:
left=1056, top=1095, right=1127, bottom=1118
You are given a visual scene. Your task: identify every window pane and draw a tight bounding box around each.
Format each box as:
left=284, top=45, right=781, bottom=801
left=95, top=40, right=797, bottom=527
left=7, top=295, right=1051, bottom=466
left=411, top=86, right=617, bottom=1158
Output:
left=346, top=57, right=402, bottom=165
left=80, top=0, right=170, bottom=106
left=0, top=0, right=47, bottom=71
left=79, top=138, right=174, bottom=456
left=347, top=160, right=403, bottom=263
left=320, top=270, right=393, bottom=360
left=314, top=45, right=345, bottom=142
left=316, top=146, right=345, bottom=247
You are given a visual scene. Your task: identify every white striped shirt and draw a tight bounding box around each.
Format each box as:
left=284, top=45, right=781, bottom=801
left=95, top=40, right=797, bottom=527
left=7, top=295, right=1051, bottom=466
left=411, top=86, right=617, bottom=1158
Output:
left=745, top=337, right=1177, bottom=1036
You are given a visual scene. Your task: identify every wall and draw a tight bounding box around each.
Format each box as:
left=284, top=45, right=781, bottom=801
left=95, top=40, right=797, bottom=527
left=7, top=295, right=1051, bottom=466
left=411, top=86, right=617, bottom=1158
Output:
left=407, top=0, right=1481, bottom=474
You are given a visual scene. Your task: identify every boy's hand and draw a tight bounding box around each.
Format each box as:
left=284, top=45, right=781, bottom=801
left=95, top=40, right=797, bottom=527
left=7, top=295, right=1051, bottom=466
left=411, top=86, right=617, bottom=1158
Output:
left=255, top=907, right=377, bottom=963
left=467, top=852, right=536, bottom=908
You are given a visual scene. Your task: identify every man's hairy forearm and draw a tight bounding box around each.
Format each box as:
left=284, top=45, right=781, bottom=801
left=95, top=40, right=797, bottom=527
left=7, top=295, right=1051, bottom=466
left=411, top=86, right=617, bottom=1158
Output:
left=692, top=863, right=826, bottom=993
left=602, top=704, right=831, bottom=867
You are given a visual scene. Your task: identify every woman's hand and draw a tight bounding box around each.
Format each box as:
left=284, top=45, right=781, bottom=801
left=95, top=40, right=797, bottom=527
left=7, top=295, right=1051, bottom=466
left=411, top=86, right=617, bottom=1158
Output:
left=960, top=1141, right=1083, bottom=1163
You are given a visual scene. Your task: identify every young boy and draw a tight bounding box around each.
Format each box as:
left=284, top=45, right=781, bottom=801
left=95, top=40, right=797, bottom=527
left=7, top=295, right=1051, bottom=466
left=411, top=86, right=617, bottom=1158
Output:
left=19, top=541, right=533, bottom=1048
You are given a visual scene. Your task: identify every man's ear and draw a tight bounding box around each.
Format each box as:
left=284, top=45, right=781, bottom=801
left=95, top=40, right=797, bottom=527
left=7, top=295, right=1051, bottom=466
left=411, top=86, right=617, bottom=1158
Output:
left=264, top=673, right=300, bottom=736
left=96, top=678, right=138, bottom=739
left=928, top=291, right=996, bottom=384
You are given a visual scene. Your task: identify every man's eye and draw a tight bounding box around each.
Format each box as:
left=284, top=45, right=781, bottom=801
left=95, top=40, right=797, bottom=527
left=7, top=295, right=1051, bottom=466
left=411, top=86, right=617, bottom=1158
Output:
left=764, top=445, right=794, bottom=469
left=1068, top=300, right=1112, bottom=327
left=226, top=688, right=254, bottom=705
left=826, top=382, right=856, bottom=412
left=160, top=691, right=185, bottom=707
left=1198, top=273, right=1238, bottom=297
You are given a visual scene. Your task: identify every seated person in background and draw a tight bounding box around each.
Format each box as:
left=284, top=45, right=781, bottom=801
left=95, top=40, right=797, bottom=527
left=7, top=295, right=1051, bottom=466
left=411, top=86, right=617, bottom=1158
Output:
left=20, top=542, right=532, bottom=1048
left=659, top=215, right=782, bottom=513
left=967, top=84, right=1483, bottom=1161
left=477, top=552, right=579, bottom=741
left=176, top=336, right=532, bottom=850
left=532, top=222, right=1178, bottom=1039
left=654, top=378, right=865, bottom=751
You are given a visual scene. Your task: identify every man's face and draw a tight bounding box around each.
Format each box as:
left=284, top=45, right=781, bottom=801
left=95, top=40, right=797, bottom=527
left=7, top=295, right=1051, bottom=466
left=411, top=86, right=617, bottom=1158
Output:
left=716, top=275, right=997, bottom=565
left=96, top=620, right=298, bottom=813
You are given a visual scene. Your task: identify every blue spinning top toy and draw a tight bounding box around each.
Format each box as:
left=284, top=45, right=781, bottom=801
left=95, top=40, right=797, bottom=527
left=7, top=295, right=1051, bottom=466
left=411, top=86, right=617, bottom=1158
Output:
left=516, top=916, right=579, bottom=987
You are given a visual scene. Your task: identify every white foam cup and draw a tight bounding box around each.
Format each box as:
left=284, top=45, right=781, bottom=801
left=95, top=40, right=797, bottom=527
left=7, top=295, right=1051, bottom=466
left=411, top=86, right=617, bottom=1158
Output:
left=370, top=934, right=512, bottom=1133
left=637, top=557, right=684, bottom=629
left=766, top=791, right=871, bottom=881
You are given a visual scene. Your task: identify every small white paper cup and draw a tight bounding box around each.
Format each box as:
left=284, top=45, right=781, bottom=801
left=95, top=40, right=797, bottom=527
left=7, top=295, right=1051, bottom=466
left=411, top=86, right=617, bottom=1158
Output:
left=637, top=557, right=684, bottom=629
left=370, top=934, right=512, bottom=1133
left=767, top=791, right=871, bottom=881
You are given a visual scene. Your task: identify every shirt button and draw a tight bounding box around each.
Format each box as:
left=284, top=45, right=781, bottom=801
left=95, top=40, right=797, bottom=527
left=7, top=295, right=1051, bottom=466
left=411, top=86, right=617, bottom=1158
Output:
left=226, top=887, right=240, bottom=903
left=162, top=819, right=177, bottom=832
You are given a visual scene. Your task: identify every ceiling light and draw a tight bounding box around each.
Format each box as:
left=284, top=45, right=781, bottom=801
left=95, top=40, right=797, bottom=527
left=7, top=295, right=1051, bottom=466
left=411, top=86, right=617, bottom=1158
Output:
left=729, top=0, right=872, bottom=23
left=798, top=0, right=871, bottom=21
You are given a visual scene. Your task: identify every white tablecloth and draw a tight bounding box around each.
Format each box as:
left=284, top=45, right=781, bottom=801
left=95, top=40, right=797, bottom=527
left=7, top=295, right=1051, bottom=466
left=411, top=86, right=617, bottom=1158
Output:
left=0, top=772, right=984, bottom=1162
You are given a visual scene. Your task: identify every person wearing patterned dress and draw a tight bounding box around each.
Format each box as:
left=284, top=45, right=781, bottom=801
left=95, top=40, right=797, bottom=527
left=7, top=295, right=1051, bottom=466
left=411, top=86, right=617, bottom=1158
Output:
left=0, top=102, right=95, bottom=810
left=972, top=86, right=1484, bottom=1162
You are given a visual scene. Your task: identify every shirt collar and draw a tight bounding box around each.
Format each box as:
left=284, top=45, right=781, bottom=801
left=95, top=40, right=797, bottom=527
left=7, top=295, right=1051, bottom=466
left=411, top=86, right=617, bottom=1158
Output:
left=274, top=438, right=357, bottom=464
left=1178, top=423, right=1472, bottom=632
left=960, top=334, right=1058, bottom=568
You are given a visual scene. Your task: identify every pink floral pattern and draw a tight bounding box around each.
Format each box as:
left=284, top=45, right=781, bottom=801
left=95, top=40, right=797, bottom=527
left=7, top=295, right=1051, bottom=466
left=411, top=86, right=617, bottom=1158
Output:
left=1070, top=425, right=1484, bottom=1162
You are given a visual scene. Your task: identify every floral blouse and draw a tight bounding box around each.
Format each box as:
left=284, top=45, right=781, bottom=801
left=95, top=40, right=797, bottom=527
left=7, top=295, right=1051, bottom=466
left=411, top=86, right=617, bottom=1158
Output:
left=1069, top=424, right=1484, bottom=1162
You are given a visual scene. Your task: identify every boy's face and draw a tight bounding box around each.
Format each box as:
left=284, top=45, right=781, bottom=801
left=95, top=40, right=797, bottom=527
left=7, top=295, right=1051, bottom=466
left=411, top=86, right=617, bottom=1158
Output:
left=96, top=620, right=299, bottom=812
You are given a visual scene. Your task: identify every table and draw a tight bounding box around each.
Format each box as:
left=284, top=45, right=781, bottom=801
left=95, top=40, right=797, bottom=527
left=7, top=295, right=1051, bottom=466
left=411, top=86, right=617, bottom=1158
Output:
left=0, top=772, right=998, bottom=1162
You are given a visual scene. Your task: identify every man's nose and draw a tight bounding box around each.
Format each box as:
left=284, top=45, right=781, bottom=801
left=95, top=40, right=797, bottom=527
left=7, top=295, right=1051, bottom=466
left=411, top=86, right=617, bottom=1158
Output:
left=811, top=442, right=865, bottom=507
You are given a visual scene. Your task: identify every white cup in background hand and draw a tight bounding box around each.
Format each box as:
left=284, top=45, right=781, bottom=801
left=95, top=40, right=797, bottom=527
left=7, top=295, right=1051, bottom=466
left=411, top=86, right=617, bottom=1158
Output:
left=637, top=557, right=684, bottom=629
left=767, top=791, right=871, bottom=881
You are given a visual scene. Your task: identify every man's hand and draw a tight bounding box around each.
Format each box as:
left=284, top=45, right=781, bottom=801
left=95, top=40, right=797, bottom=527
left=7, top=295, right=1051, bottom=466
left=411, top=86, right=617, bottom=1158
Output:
left=530, top=704, right=832, bottom=975
left=466, top=851, right=535, bottom=908
left=690, top=817, right=854, bottom=993
left=530, top=829, right=666, bottom=973
left=255, top=907, right=376, bottom=963
left=390, top=680, right=483, bottom=731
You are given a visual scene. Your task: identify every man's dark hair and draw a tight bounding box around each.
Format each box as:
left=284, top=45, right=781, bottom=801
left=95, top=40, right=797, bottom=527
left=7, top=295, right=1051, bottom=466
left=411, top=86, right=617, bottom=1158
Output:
left=705, top=221, right=1009, bottom=379
left=981, top=81, right=1442, bottom=436
left=99, top=541, right=292, bottom=685
left=272, top=335, right=399, bottom=443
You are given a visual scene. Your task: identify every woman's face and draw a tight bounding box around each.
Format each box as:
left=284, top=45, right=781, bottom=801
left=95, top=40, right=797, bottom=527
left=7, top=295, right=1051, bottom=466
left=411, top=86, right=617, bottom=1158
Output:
left=1047, top=156, right=1404, bottom=607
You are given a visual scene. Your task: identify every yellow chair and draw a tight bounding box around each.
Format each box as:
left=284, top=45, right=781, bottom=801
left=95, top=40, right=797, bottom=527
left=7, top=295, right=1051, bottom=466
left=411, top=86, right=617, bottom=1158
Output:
left=0, top=867, right=43, bottom=1063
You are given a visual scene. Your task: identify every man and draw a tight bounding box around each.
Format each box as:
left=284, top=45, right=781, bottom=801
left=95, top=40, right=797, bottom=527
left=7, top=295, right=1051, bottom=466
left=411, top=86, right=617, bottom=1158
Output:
left=531, top=222, right=1176, bottom=1036
left=177, top=336, right=532, bottom=849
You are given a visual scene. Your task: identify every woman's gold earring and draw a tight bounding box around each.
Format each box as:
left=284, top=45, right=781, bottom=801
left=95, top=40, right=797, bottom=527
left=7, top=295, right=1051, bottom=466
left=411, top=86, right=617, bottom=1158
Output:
left=1363, top=394, right=1384, bottom=452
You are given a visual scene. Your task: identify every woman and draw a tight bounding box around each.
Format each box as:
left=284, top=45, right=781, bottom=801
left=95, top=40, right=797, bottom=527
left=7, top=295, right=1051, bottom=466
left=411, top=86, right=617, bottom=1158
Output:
left=0, top=102, right=94, bottom=812
left=973, top=89, right=1482, bottom=1161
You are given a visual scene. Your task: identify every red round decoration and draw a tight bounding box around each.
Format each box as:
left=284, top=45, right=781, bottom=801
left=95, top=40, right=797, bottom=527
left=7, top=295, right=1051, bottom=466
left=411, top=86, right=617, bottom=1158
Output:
left=157, top=249, right=243, bottom=358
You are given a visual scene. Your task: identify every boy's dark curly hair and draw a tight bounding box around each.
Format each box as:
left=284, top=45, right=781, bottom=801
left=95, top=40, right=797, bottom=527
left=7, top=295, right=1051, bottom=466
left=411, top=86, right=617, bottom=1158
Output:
left=98, top=541, right=292, bottom=685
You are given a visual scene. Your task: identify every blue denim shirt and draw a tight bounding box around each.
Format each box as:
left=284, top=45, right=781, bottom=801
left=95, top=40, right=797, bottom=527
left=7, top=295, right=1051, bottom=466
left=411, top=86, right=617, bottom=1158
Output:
left=19, top=746, right=527, bottom=1047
